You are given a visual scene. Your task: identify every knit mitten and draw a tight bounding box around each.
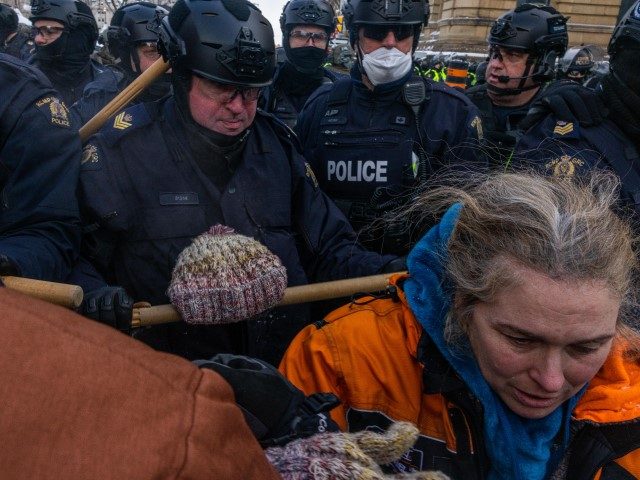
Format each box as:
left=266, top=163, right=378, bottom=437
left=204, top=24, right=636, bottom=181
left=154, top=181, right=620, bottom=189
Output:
left=167, top=225, right=287, bottom=324
left=265, top=421, right=450, bottom=480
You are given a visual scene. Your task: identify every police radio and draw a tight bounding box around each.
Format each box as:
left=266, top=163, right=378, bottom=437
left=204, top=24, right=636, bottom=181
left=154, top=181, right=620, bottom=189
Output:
left=402, top=79, right=430, bottom=182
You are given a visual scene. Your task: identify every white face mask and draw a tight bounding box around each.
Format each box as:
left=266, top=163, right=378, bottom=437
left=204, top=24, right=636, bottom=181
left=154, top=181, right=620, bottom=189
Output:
left=361, top=47, right=413, bottom=86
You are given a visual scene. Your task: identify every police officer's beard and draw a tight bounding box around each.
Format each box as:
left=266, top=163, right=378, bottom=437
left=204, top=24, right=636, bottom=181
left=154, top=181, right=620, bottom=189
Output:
left=35, top=26, right=93, bottom=81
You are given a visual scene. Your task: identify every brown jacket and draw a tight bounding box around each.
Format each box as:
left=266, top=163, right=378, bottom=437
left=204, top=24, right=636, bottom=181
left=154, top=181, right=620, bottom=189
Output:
left=0, top=287, right=280, bottom=480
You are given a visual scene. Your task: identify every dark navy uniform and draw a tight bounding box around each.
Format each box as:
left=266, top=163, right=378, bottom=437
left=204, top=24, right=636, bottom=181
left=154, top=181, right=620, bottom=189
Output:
left=79, top=96, right=395, bottom=362
left=296, top=71, right=483, bottom=255
left=0, top=54, right=81, bottom=280
left=71, top=69, right=171, bottom=126
left=465, top=83, right=538, bottom=169
left=70, top=66, right=127, bottom=125
left=261, top=63, right=344, bottom=129
left=30, top=58, right=121, bottom=108
left=515, top=113, right=640, bottom=218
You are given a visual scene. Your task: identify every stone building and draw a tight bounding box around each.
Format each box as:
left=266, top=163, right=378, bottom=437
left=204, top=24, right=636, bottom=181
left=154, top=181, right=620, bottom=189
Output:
left=420, top=0, right=621, bottom=54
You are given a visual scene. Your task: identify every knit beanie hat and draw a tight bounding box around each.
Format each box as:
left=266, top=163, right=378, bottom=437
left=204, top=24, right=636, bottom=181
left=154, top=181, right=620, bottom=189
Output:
left=265, top=421, right=451, bottom=480
left=167, top=225, right=288, bottom=325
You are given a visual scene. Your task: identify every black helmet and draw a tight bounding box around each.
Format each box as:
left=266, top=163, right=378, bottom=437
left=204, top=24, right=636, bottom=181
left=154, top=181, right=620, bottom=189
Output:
left=488, top=3, right=568, bottom=82
left=559, top=46, right=594, bottom=76
left=475, top=60, right=487, bottom=84
left=279, top=0, right=335, bottom=34
left=343, top=0, right=429, bottom=48
left=0, top=3, right=18, bottom=40
left=30, top=0, right=97, bottom=36
left=608, top=0, right=640, bottom=59
left=158, top=0, right=275, bottom=87
left=107, top=2, right=168, bottom=63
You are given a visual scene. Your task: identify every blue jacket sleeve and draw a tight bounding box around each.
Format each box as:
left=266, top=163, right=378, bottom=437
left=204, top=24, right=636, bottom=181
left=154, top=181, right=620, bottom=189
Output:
left=0, top=94, right=81, bottom=281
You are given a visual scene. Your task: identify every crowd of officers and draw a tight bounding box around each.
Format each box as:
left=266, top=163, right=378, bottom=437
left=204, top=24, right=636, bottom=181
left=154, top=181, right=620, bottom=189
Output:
left=2, top=0, right=639, bottom=360
left=3, top=0, right=640, bottom=475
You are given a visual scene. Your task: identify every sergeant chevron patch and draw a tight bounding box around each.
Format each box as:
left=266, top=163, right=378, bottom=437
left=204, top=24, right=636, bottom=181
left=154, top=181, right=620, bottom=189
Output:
left=113, top=112, right=133, bottom=130
left=553, top=121, right=574, bottom=136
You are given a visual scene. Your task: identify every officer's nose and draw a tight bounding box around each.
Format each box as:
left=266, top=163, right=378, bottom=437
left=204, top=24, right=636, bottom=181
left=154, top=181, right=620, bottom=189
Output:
left=34, top=33, right=48, bottom=46
left=225, top=93, right=246, bottom=113
left=381, top=30, right=398, bottom=48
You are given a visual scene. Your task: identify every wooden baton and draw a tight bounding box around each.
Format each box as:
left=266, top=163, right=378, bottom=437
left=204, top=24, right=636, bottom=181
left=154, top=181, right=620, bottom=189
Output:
left=1, top=276, right=84, bottom=309
left=79, top=57, right=170, bottom=142
left=131, top=271, right=407, bottom=328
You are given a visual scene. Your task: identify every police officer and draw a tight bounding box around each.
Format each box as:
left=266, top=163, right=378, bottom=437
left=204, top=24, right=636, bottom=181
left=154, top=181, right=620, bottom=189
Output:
left=0, top=3, right=33, bottom=61
left=475, top=60, right=487, bottom=85
left=29, top=0, right=120, bottom=106
left=260, top=0, right=340, bottom=129
left=0, top=53, right=81, bottom=281
left=79, top=0, right=397, bottom=364
left=557, top=46, right=595, bottom=84
left=465, top=3, right=569, bottom=168
left=295, top=0, right=483, bottom=256
left=425, top=53, right=445, bottom=81
left=71, top=2, right=170, bottom=125
left=515, top=0, right=640, bottom=221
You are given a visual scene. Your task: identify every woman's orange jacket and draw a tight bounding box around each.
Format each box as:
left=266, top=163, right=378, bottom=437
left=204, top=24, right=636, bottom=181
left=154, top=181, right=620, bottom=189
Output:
left=280, top=276, right=640, bottom=479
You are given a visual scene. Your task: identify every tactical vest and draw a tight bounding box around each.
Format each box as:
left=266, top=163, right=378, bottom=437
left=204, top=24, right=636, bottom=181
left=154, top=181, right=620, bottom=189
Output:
left=310, top=77, right=430, bottom=255
left=465, top=85, right=527, bottom=169
left=268, top=76, right=334, bottom=129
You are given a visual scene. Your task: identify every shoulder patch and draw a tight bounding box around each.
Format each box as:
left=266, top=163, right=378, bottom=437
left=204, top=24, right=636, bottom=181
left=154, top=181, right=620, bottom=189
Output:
left=100, top=103, right=153, bottom=146
left=545, top=154, right=584, bottom=178
left=35, top=96, right=70, bottom=128
left=81, top=143, right=101, bottom=170
left=471, top=115, right=484, bottom=141
left=552, top=120, right=578, bottom=137
left=305, top=162, right=319, bottom=189
left=113, top=111, right=133, bottom=130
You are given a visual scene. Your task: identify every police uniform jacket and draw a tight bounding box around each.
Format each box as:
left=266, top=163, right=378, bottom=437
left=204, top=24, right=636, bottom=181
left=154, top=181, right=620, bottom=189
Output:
left=465, top=83, right=540, bottom=169
left=260, top=63, right=343, bottom=129
left=70, top=66, right=127, bottom=125
left=80, top=96, right=395, bottom=361
left=514, top=113, right=640, bottom=219
left=29, top=58, right=120, bottom=108
left=0, top=54, right=81, bottom=281
left=281, top=275, right=640, bottom=479
left=295, top=69, right=482, bottom=254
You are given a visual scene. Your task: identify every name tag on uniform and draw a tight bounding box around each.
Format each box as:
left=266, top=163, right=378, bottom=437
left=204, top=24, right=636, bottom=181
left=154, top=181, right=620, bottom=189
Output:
left=159, top=192, right=200, bottom=205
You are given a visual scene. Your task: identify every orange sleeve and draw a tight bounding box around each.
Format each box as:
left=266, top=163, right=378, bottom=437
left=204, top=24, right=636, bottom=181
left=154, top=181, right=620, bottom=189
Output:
left=611, top=449, right=640, bottom=478
left=279, top=323, right=349, bottom=430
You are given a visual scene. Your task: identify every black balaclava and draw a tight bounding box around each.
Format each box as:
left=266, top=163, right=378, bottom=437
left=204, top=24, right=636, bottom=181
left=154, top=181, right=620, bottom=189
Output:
left=600, top=45, right=640, bottom=150
left=35, top=22, right=93, bottom=81
left=279, top=27, right=328, bottom=97
left=171, top=71, right=250, bottom=189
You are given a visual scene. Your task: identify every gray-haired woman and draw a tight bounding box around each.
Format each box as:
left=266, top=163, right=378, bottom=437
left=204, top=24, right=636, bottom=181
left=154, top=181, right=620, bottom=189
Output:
left=281, top=171, right=640, bottom=480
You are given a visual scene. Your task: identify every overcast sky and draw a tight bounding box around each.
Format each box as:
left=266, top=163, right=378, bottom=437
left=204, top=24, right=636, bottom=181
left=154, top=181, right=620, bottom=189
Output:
left=256, top=0, right=289, bottom=46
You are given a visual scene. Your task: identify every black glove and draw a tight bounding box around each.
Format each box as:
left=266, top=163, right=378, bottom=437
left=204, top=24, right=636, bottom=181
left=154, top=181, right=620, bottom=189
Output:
left=520, top=80, right=608, bottom=131
left=196, top=353, right=341, bottom=447
left=81, top=286, right=134, bottom=332
left=0, top=254, right=20, bottom=276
